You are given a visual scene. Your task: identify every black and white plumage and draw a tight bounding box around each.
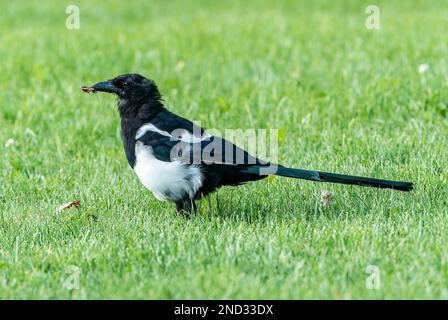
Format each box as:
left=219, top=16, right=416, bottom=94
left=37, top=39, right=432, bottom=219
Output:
left=82, top=74, right=413, bottom=215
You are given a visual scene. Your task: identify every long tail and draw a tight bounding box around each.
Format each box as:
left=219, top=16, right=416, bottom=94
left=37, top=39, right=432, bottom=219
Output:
left=242, top=165, right=413, bottom=192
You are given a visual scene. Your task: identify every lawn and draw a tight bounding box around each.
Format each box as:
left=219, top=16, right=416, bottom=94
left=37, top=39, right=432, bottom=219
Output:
left=0, top=0, right=447, bottom=299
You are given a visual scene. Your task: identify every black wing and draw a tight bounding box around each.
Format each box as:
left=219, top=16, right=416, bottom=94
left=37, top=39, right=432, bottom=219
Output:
left=136, top=130, right=269, bottom=195
left=137, top=129, right=267, bottom=166
left=148, top=109, right=206, bottom=141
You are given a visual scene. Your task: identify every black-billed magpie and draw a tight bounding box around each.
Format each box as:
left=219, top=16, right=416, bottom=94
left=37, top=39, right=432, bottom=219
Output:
left=82, top=74, right=413, bottom=215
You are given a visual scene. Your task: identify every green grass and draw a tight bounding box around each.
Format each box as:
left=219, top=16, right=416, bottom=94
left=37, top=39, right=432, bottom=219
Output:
left=0, top=0, right=447, bottom=299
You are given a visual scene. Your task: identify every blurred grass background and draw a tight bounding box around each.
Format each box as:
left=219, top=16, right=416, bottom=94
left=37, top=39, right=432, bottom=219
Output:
left=0, top=0, right=447, bottom=299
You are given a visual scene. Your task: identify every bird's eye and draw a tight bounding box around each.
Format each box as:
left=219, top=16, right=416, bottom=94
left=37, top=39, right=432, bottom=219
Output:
left=113, top=79, right=127, bottom=88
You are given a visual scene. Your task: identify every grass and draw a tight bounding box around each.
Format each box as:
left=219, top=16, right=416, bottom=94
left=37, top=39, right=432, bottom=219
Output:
left=0, top=0, right=447, bottom=299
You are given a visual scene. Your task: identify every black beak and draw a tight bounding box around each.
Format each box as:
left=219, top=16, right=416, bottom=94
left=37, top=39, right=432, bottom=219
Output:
left=92, top=80, right=119, bottom=94
left=81, top=80, right=119, bottom=94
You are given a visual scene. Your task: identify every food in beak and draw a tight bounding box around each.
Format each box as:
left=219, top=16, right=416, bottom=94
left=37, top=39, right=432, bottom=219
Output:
left=81, top=86, right=95, bottom=93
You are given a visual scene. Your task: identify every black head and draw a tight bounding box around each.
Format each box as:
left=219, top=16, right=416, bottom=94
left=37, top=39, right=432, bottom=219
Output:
left=82, top=74, right=161, bottom=103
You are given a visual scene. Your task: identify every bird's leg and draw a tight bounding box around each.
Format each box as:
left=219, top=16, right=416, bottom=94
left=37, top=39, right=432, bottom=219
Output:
left=182, top=199, right=196, bottom=217
left=175, top=199, right=195, bottom=217
left=175, top=201, right=184, bottom=213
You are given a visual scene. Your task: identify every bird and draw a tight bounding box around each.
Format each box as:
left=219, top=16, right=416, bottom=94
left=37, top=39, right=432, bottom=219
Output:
left=81, top=74, right=413, bottom=215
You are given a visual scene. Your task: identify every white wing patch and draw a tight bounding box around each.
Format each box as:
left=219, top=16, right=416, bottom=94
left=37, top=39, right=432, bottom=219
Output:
left=135, top=123, right=172, bottom=140
left=135, top=123, right=209, bottom=143
left=133, top=141, right=203, bottom=202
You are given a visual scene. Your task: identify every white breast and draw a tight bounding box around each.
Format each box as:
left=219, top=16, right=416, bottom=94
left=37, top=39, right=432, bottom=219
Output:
left=133, top=141, right=203, bottom=202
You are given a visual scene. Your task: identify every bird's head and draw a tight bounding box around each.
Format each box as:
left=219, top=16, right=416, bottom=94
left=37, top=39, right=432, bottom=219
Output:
left=82, top=74, right=162, bottom=104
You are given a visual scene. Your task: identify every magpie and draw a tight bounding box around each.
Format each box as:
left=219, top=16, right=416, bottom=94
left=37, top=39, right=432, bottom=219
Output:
left=82, top=74, right=413, bottom=215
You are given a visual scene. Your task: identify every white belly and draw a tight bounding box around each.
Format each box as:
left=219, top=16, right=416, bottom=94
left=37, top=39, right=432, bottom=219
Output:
left=133, top=142, right=203, bottom=202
